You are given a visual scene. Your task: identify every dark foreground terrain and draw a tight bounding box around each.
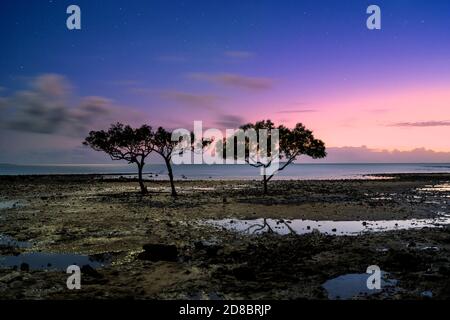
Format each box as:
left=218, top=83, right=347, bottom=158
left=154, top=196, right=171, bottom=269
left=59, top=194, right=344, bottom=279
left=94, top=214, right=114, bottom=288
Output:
left=0, top=173, right=449, bottom=299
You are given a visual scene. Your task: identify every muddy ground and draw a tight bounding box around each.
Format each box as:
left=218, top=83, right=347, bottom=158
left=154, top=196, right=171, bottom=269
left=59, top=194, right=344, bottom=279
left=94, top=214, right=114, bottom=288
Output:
left=0, top=173, right=449, bottom=299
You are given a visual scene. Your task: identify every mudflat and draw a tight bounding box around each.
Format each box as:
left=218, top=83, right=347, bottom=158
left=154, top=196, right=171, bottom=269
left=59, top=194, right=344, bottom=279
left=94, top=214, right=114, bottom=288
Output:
left=0, top=173, right=449, bottom=299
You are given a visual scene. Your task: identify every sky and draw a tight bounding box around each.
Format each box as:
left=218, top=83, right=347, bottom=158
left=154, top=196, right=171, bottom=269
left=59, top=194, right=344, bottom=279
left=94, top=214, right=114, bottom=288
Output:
left=0, top=0, right=449, bottom=164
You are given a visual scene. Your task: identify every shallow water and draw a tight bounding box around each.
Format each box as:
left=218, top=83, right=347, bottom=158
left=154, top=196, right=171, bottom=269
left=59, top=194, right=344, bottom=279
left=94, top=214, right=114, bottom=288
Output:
left=322, top=271, right=397, bottom=299
left=0, top=234, right=31, bottom=248
left=1, top=163, right=450, bottom=180
left=204, top=214, right=450, bottom=236
left=0, top=200, right=23, bottom=210
left=0, top=252, right=112, bottom=271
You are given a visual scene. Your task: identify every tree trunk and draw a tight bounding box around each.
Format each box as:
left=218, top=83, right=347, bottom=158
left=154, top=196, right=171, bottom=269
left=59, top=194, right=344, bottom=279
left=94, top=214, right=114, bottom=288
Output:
left=165, top=158, right=177, bottom=197
left=263, top=174, right=268, bottom=194
left=262, top=166, right=268, bottom=195
left=137, top=162, right=148, bottom=195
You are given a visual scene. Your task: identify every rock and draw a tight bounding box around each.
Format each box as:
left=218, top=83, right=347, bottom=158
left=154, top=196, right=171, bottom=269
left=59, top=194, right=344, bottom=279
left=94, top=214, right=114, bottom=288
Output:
left=0, top=271, right=22, bottom=284
left=81, top=265, right=102, bottom=278
left=194, top=240, right=223, bottom=257
left=407, top=241, right=416, bottom=248
left=137, top=243, right=178, bottom=262
left=20, top=263, right=29, bottom=272
left=232, top=265, right=256, bottom=281
left=439, top=266, right=450, bottom=275
left=385, top=251, right=422, bottom=271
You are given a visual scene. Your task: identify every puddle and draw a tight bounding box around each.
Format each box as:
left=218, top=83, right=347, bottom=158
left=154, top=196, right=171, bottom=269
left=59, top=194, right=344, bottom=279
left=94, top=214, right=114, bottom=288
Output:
left=0, top=252, right=112, bottom=271
left=421, top=291, right=433, bottom=298
left=204, top=214, right=450, bottom=236
left=322, top=271, right=397, bottom=299
left=0, top=200, right=24, bottom=210
left=0, top=234, right=31, bottom=248
left=0, top=234, right=114, bottom=271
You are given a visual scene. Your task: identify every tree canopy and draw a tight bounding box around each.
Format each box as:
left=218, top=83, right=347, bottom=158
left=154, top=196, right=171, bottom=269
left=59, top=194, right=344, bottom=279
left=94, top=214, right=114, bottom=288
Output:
left=83, top=123, right=154, bottom=194
left=221, top=120, right=326, bottom=193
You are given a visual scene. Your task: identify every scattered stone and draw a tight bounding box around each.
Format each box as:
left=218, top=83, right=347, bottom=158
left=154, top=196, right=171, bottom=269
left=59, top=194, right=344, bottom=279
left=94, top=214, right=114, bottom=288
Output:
left=0, top=272, right=22, bottom=284
left=137, top=243, right=178, bottom=262
left=385, top=251, right=422, bottom=271
left=81, top=265, right=102, bottom=278
left=407, top=241, right=416, bottom=248
left=20, top=263, right=29, bottom=272
left=194, top=240, right=223, bottom=257
left=232, top=265, right=256, bottom=281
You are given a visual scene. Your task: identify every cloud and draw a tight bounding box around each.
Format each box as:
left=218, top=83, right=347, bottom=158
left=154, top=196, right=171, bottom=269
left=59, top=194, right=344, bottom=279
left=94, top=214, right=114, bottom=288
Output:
left=390, top=120, right=450, bottom=127
left=0, top=97, right=7, bottom=109
left=214, top=114, right=246, bottom=129
left=304, top=146, right=450, bottom=163
left=276, top=109, right=317, bottom=114
left=0, top=74, right=140, bottom=136
left=33, top=74, right=71, bottom=97
left=160, top=90, right=222, bottom=110
left=188, top=72, right=274, bottom=91
left=224, top=51, right=254, bottom=59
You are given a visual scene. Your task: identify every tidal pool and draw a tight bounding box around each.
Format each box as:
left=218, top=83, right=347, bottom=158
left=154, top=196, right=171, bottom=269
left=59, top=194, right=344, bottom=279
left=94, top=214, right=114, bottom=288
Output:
left=0, top=252, right=112, bottom=271
left=0, top=200, right=24, bottom=210
left=322, top=271, right=397, bottom=299
left=0, top=234, right=31, bottom=248
left=0, top=233, right=113, bottom=271
left=204, top=214, right=450, bottom=236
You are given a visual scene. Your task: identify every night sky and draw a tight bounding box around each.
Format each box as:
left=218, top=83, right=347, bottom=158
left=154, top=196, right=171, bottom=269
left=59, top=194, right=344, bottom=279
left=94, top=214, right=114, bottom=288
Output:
left=1, top=0, right=449, bottom=163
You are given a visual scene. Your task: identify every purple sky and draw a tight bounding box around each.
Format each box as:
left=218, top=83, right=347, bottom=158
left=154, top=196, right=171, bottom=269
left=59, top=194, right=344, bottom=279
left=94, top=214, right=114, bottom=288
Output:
left=0, top=0, right=449, bottom=164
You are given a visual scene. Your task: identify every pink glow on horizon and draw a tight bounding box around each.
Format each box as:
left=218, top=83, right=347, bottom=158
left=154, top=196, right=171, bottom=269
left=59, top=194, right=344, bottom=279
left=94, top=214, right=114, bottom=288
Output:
left=223, top=84, right=450, bottom=152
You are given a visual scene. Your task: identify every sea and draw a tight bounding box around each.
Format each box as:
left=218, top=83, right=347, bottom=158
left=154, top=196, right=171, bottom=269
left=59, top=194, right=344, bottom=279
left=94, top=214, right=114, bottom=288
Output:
left=1, top=163, right=449, bottom=180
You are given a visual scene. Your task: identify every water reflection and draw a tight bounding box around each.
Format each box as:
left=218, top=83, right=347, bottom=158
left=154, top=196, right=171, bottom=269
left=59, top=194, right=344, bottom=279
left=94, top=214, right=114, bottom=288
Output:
left=0, top=200, right=24, bottom=210
left=0, top=234, right=31, bottom=248
left=322, top=271, right=397, bottom=299
left=204, top=214, right=450, bottom=236
left=0, top=252, right=112, bottom=271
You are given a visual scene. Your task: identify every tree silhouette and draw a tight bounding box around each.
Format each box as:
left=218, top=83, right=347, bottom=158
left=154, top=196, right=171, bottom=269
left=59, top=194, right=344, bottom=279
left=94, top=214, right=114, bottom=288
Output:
left=152, top=127, right=179, bottom=196
left=83, top=123, right=154, bottom=194
left=152, top=127, right=209, bottom=197
left=221, top=120, right=326, bottom=194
